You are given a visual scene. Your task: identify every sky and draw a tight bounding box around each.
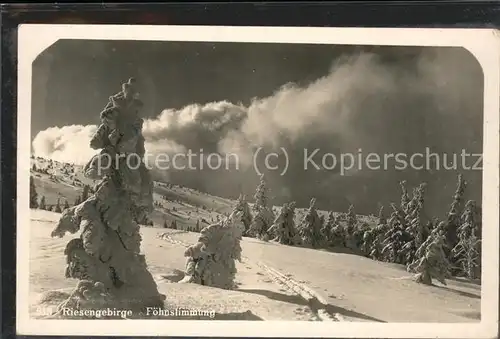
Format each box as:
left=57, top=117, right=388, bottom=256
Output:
left=31, top=40, right=484, bottom=218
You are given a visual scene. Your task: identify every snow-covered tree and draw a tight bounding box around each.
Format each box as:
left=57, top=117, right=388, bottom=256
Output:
left=30, top=176, right=38, bottom=209
left=74, top=195, right=81, bottom=207
left=445, top=174, right=467, bottom=255
left=171, top=220, right=177, bottom=230
left=321, top=212, right=336, bottom=246
left=181, top=210, right=244, bottom=289
left=63, top=199, right=70, bottom=211
left=253, top=174, right=269, bottom=213
left=163, top=220, right=168, bottom=228
left=400, top=180, right=411, bottom=213
left=39, top=195, right=46, bottom=210
left=408, top=228, right=451, bottom=285
left=401, top=183, right=428, bottom=265
left=268, top=202, right=297, bottom=245
left=344, top=204, right=358, bottom=249
left=452, top=200, right=481, bottom=279
left=248, top=175, right=274, bottom=240
left=298, top=198, right=323, bottom=248
left=381, top=204, right=408, bottom=263
left=377, top=206, right=387, bottom=227
left=234, top=194, right=252, bottom=234
left=50, top=78, right=163, bottom=315
left=54, top=198, right=62, bottom=213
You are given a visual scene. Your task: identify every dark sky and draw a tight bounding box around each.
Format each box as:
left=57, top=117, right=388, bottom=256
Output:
left=31, top=40, right=484, bottom=218
left=31, top=40, right=423, bottom=137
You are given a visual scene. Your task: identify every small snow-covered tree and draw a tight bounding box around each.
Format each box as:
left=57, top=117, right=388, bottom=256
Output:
left=63, top=199, right=70, bottom=211
left=452, top=200, right=481, bottom=279
left=171, top=220, right=177, bottom=230
left=30, top=176, right=38, bottom=209
left=268, top=202, right=297, bottom=245
left=445, top=174, right=467, bottom=255
left=321, top=212, right=336, bottom=246
left=39, top=195, right=46, bottom=210
left=74, top=195, right=81, bottom=207
left=248, top=175, right=274, bottom=240
left=381, top=204, right=408, bottom=263
left=377, top=206, right=387, bottom=227
left=298, top=198, right=323, bottom=248
left=344, top=204, right=358, bottom=249
left=401, top=183, right=428, bottom=265
left=234, top=194, right=252, bottom=234
left=408, top=228, right=451, bottom=285
left=400, top=180, right=411, bottom=213
left=163, top=220, right=168, bottom=228
left=54, top=198, right=62, bottom=213
left=181, top=210, right=244, bottom=289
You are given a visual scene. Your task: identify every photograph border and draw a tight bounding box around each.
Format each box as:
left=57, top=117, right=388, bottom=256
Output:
left=16, top=24, right=500, bottom=338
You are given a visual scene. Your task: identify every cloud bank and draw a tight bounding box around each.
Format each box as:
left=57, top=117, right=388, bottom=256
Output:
left=32, top=48, right=483, bottom=216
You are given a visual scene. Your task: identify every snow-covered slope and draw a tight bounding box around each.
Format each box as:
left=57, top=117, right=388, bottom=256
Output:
left=28, top=209, right=480, bottom=322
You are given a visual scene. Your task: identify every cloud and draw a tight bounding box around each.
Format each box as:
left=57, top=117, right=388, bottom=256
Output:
left=32, top=48, right=483, bottom=216
left=32, top=125, right=99, bottom=165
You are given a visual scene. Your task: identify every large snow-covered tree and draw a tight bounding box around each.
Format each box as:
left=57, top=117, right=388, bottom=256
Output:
left=50, top=78, right=163, bottom=316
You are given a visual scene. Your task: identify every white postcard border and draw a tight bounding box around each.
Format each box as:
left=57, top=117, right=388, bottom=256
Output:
left=16, top=24, right=500, bottom=338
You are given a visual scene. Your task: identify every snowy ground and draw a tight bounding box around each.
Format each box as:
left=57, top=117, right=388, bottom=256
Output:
left=28, top=209, right=480, bottom=322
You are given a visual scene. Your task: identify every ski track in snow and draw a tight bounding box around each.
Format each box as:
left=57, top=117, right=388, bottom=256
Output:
left=158, top=232, right=341, bottom=321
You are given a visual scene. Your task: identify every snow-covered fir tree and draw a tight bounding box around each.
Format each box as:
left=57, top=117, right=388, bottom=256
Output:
left=50, top=78, right=164, bottom=314
left=381, top=204, right=408, bottom=263
left=268, top=202, right=297, bottom=245
left=452, top=200, right=481, bottom=279
left=377, top=206, right=387, bottom=227
left=30, top=176, right=38, bottom=209
left=54, top=198, right=62, bottom=213
left=234, top=194, right=252, bottom=234
left=401, top=183, right=428, bottom=265
left=445, top=174, right=467, bottom=255
left=39, top=195, right=46, bottom=210
left=344, top=204, right=358, bottom=249
left=298, top=198, right=323, bottom=248
left=408, top=228, right=451, bottom=285
left=400, top=180, right=411, bottom=213
left=181, top=210, right=244, bottom=289
left=63, top=199, right=70, bottom=211
left=321, top=212, right=336, bottom=246
left=248, top=175, right=274, bottom=240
